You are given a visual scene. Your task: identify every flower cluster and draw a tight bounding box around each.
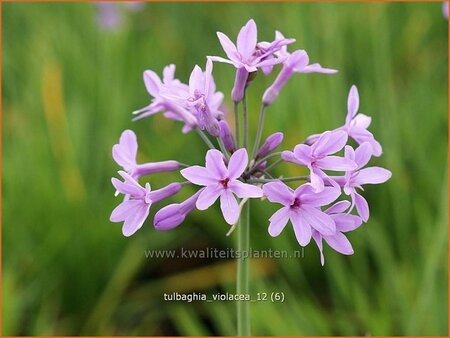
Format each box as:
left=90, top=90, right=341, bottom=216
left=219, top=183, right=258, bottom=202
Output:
left=110, top=19, right=391, bottom=265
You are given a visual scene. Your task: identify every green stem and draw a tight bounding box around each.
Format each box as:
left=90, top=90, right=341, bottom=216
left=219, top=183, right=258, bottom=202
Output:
left=237, top=201, right=250, bottom=336
left=196, top=128, right=216, bottom=150
left=218, top=137, right=230, bottom=160
left=247, top=152, right=282, bottom=175
left=251, top=104, right=267, bottom=159
left=242, top=91, right=249, bottom=150
left=264, top=158, right=283, bottom=172
left=234, top=102, right=240, bottom=148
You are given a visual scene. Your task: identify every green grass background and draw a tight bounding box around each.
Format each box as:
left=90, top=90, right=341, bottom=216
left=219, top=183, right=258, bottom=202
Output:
left=2, top=1, right=448, bottom=336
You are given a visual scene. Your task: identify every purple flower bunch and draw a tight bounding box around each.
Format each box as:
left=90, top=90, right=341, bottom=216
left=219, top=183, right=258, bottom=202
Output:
left=110, top=19, right=391, bottom=265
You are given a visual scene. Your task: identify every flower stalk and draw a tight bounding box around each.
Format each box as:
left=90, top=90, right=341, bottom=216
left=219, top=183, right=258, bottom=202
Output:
left=237, top=201, right=251, bottom=336
left=251, top=104, right=268, bottom=159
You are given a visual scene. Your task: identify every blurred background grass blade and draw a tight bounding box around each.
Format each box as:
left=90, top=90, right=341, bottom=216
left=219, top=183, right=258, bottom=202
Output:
left=2, top=2, right=447, bottom=336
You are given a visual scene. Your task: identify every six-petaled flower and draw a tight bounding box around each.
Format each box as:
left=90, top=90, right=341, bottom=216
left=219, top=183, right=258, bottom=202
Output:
left=181, top=148, right=263, bottom=225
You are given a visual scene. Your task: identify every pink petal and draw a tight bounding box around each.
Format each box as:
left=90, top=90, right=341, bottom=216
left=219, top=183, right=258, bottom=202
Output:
left=217, top=32, right=238, bottom=62
left=119, top=129, right=138, bottom=158
left=349, top=127, right=383, bottom=157
left=302, top=63, right=337, bottom=74
left=304, top=132, right=321, bottom=145
left=253, top=57, right=285, bottom=68
left=188, top=65, right=204, bottom=96
left=117, top=170, right=142, bottom=186
left=286, top=49, right=309, bottom=70
left=324, top=200, right=351, bottom=214
left=196, top=184, right=223, bottom=210
left=315, top=156, right=357, bottom=171
left=301, top=205, right=336, bottom=236
left=111, top=178, right=143, bottom=196
left=162, top=64, right=176, bottom=83
left=312, top=231, right=325, bottom=266
left=237, top=19, right=257, bottom=60
left=300, top=186, right=341, bottom=207
left=294, top=183, right=316, bottom=197
left=309, top=168, right=325, bottom=192
left=290, top=210, right=312, bottom=246
left=227, top=148, right=248, bottom=179
left=353, top=113, right=371, bottom=129
left=261, top=64, right=274, bottom=75
left=354, top=167, right=392, bottom=185
left=346, top=85, right=359, bottom=124
left=122, top=203, right=151, bottom=237
left=262, top=181, right=295, bottom=205
left=354, top=192, right=369, bottom=222
left=268, top=207, right=290, bottom=237
left=332, top=214, right=362, bottom=232
left=112, top=130, right=138, bottom=168
left=312, top=130, right=348, bottom=156
left=293, top=144, right=312, bottom=165
left=180, top=166, right=216, bottom=186
left=205, top=149, right=228, bottom=179
left=281, top=150, right=302, bottom=165
left=354, top=142, right=372, bottom=169
left=112, top=145, right=134, bottom=169
left=344, top=145, right=355, bottom=162
left=220, top=189, right=240, bottom=225
left=324, top=232, right=354, bottom=255
left=228, top=180, right=263, bottom=199
left=110, top=199, right=143, bottom=222
left=204, top=58, right=213, bottom=97
left=327, top=175, right=347, bottom=187
left=143, top=70, right=162, bottom=97
left=208, top=55, right=238, bottom=67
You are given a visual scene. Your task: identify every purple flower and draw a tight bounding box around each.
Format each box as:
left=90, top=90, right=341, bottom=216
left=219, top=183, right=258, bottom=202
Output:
left=254, top=31, right=296, bottom=75
left=307, top=85, right=382, bottom=156
left=343, top=85, right=382, bottom=156
left=185, top=59, right=223, bottom=136
left=180, top=148, right=263, bottom=225
left=132, top=65, right=197, bottom=132
left=312, top=200, right=362, bottom=265
left=282, top=130, right=357, bottom=192
left=444, top=2, right=449, bottom=19
left=154, top=190, right=203, bottom=231
left=112, top=130, right=180, bottom=180
left=263, top=48, right=337, bottom=106
left=210, top=19, right=292, bottom=102
left=256, top=132, right=284, bottom=159
left=331, top=143, right=392, bottom=222
left=263, top=181, right=341, bottom=246
left=110, top=171, right=182, bottom=236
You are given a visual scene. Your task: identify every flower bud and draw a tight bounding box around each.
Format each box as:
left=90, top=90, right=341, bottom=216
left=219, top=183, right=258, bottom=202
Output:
left=256, top=160, right=267, bottom=171
left=256, top=132, right=284, bottom=158
left=154, top=190, right=202, bottom=230
left=231, top=67, right=249, bottom=102
left=135, top=160, right=180, bottom=178
left=200, top=105, right=220, bottom=137
left=218, top=120, right=236, bottom=153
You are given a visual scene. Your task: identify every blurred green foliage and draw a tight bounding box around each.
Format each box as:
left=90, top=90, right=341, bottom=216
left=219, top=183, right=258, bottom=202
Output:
left=2, top=2, right=448, bottom=336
